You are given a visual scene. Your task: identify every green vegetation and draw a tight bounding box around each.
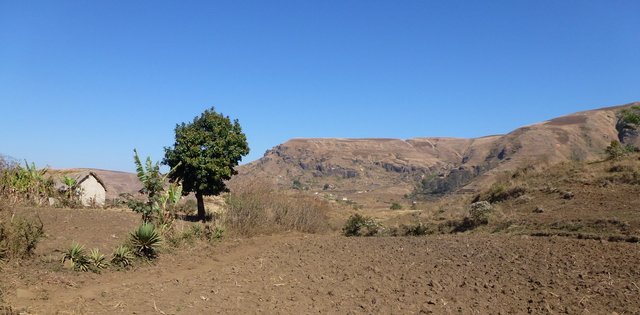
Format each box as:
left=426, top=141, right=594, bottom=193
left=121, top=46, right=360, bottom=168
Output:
left=342, top=213, right=380, bottom=237
left=127, top=149, right=181, bottom=223
left=129, top=222, right=162, bottom=259
left=468, top=201, right=493, bottom=225
left=62, top=242, right=90, bottom=272
left=618, top=105, right=640, bottom=125
left=110, top=245, right=134, bottom=268
left=89, top=248, right=108, bottom=270
left=166, top=223, right=224, bottom=246
left=390, top=202, right=403, bottom=210
left=605, top=140, right=633, bottom=160
left=399, top=222, right=434, bottom=236
left=0, top=159, right=54, bottom=206
left=291, top=179, right=304, bottom=190
left=59, top=175, right=82, bottom=207
left=164, top=107, right=250, bottom=221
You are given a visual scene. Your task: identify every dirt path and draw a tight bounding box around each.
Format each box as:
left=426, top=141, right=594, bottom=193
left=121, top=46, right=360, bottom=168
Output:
left=5, top=233, right=640, bottom=314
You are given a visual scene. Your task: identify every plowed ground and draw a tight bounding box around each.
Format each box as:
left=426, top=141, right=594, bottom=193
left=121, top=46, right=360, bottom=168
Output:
left=2, top=208, right=639, bottom=314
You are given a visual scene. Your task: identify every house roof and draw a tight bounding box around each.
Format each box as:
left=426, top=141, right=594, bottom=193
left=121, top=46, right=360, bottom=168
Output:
left=76, top=171, right=107, bottom=191
left=56, top=171, right=107, bottom=192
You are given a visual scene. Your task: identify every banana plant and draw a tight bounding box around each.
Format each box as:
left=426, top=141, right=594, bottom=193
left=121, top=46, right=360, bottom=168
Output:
left=130, top=149, right=181, bottom=222
left=62, top=175, right=78, bottom=201
left=159, top=182, right=183, bottom=211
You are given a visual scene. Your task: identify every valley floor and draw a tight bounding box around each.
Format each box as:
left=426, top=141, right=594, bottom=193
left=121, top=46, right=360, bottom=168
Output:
left=2, top=208, right=639, bottom=314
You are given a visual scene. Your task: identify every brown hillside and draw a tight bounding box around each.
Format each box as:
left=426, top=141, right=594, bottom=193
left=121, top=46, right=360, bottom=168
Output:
left=234, top=102, right=639, bottom=207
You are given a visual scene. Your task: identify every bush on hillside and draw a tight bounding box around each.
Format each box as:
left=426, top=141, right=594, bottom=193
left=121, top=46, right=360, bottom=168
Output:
left=473, top=182, right=526, bottom=203
left=605, top=140, right=628, bottom=160
left=342, top=213, right=380, bottom=237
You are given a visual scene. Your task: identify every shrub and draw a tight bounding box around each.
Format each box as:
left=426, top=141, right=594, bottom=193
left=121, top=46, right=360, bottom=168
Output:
left=342, top=214, right=380, bottom=237
left=469, top=201, right=493, bottom=225
left=62, top=242, right=90, bottom=272
left=110, top=245, right=134, bottom=268
left=605, top=140, right=628, bottom=160
left=475, top=183, right=526, bottom=203
left=390, top=202, right=403, bottom=210
left=129, top=223, right=162, bottom=259
left=0, top=214, right=44, bottom=260
left=291, top=179, right=304, bottom=190
left=400, top=222, right=434, bottom=236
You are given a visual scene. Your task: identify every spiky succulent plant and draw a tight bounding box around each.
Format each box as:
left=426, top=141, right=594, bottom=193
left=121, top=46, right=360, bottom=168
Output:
left=62, top=242, right=90, bottom=272
left=129, top=223, right=162, bottom=258
left=89, top=248, right=108, bottom=270
left=110, top=245, right=134, bottom=267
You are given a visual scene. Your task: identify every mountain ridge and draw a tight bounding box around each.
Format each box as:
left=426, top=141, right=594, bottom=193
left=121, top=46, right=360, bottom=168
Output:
left=233, top=102, right=639, bottom=207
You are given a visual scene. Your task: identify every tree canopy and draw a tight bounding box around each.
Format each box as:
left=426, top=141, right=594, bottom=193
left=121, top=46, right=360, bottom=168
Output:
left=163, top=107, right=249, bottom=220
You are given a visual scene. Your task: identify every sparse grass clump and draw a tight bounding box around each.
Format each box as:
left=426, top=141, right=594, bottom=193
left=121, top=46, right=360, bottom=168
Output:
left=164, top=222, right=224, bottom=247
left=390, top=202, right=403, bottom=210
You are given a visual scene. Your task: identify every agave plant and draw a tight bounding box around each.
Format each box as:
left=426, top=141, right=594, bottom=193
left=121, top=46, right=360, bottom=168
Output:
left=110, top=245, right=134, bottom=267
left=129, top=223, right=162, bottom=258
left=89, top=248, right=108, bottom=270
left=62, top=242, right=90, bottom=272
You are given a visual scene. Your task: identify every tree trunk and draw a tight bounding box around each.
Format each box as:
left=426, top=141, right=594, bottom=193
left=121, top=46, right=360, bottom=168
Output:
left=196, top=192, right=206, bottom=221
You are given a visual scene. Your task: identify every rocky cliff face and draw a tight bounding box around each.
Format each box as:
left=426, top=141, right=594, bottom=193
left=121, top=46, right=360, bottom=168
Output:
left=234, top=102, right=639, bottom=205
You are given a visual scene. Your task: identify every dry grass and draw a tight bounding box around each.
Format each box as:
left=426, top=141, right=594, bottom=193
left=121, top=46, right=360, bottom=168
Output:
left=223, top=180, right=330, bottom=236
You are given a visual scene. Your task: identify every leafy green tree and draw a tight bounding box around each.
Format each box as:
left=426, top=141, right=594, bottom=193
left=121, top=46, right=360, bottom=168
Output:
left=163, top=108, right=249, bottom=221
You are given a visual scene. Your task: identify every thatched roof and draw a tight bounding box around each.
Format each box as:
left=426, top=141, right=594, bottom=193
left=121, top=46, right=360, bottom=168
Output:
left=76, top=171, right=107, bottom=191
left=54, top=171, right=107, bottom=191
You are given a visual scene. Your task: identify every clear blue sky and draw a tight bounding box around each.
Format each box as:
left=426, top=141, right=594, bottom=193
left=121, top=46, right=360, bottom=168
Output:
left=1, top=1, right=639, bottom=172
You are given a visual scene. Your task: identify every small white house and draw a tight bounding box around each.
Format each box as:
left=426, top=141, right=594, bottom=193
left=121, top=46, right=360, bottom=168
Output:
left=75, top=172, right=107, bottom=207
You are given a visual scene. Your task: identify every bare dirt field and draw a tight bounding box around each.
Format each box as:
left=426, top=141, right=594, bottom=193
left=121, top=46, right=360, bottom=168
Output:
left=2, top=207, right=640, bottom=314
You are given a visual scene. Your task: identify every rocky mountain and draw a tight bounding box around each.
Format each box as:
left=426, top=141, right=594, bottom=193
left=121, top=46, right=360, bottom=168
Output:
left=234, top=102, right=640, bottom=206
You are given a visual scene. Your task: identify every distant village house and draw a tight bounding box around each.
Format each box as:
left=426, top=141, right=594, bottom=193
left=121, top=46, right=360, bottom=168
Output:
left=55, top=171, right=107, bottom=207
left=76, top=172, right=107, bottom=206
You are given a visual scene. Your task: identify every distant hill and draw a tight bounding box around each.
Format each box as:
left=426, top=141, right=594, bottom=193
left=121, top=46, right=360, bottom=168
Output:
left=233, top=102, right=640, bottom=207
